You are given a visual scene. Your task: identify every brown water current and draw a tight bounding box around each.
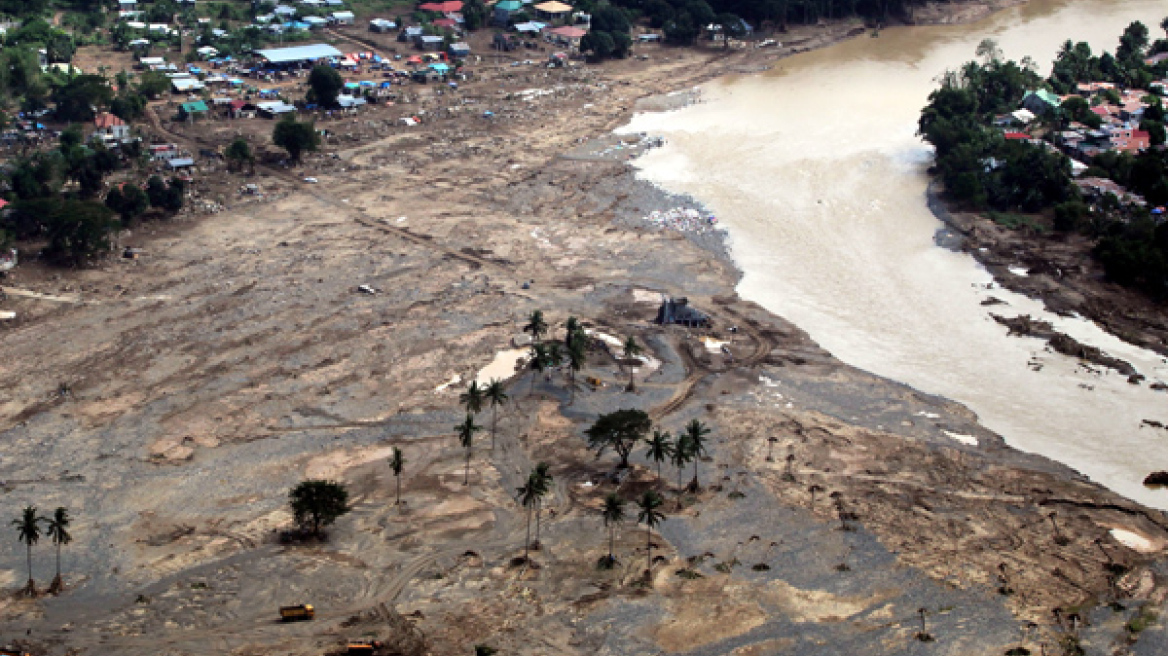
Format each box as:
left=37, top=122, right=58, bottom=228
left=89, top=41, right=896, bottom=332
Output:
left=622, top=0, right=1168, bottom=509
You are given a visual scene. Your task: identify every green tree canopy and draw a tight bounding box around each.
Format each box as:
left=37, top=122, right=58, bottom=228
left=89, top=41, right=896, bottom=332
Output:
left=307, top=65, right=343, bottom=107
left=272, top=115, right=320, bottom=163
left=585, top=408, right=652, bottom=469
left=289, top=480, right=350, bottom=537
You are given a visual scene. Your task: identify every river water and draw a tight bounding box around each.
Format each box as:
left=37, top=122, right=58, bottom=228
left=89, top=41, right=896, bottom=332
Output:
left=622, top=0, right=1168, bottom=509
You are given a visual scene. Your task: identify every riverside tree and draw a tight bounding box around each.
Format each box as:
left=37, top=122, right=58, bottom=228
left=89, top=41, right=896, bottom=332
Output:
left=644, top=429, right=674, bottom=481
left=586, top=409, right=652, bottom=469
left=289, top=480, right=350, bottom=538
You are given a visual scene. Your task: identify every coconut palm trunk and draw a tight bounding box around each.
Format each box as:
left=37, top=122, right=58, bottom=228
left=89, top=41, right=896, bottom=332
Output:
left=645, top=524, right=653, bottom=572
left=524, top=505, right=533, bottom=563
left=609, top=523, right=616, bottom=564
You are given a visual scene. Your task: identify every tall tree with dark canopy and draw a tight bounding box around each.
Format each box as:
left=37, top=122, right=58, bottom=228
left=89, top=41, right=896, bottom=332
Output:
left=600, top=493, right=625, bottom=568
left=636, top=490, right=666, bottom=574
left=46, top=507, right=72, bottom=594
left=12, top=506, right=43, bottom=596
left=586, top=408, right=652, bottom=469
left=389, top=447, right=405, bottom=506
left=307, top=65, right=344, bottom=107
left=288, top=480, right=350, bottom=538
left=272, top=115, right=320, bottom=163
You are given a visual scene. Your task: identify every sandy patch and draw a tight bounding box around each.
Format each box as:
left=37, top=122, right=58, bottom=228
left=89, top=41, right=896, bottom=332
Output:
left=1110, top=528, right=1161, bottom=553
left=474, top=348, right=529, bottom=386
left=0, top=569, right=16, bottom=588
left=762, top=579, right=875, bottom=623
left=434, top=373, right=462, bottom=393
left=654, top=588, right=767, bottom=652
left=632, top=288, right=666, bottom=304
left=305, top=445, right=397, bottom=480
left=730, top=638, right=797, bottom=655
left=701, top=336, right=729, bottom=352
left=942, top=430, right=979, bottom=446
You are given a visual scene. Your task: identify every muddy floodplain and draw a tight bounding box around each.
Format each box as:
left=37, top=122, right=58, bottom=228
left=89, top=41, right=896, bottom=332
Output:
left=2, top=17, right=1168, bottom=656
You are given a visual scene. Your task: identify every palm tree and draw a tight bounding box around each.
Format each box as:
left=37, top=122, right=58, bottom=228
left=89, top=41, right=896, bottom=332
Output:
left=484, top=379, right=509, bottom=450
left=564, top=316, right=581, bottom=348
left=644, top=429, right=674, bottom=481
left=459, top=380, right=484, bottom=416
left=636, top=490, right=666, bottom=574
left=524, top=309, right=548, bottom=343
left=528, top=343, right=549, bottom=396
left=807, top=483, right=824, bottom=509
left=671, top=434, right=692, bottom=506
left=532, top=462, right=552, bottom=546
left=622, top=335, right=642, bottom=391
left=682, top=419, right=711, bottom=489
left=565, top=339, right=585, bottom=404
left=46, top=507, right=72, bottom=594
left=517, top=474, right=540, bottom=563
left=12, top=506, right=42, bottom=596
left=601, top=493, right=625, bottom=568
left=456, top=414, right=481, bottom=485
left=389, top=447, right=405, bottom=505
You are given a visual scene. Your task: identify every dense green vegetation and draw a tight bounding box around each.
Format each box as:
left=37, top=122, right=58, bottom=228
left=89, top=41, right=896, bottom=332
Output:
left=919, top=21, right=1168, bottom=296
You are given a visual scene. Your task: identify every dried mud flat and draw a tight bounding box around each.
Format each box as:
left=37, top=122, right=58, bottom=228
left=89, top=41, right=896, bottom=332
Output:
left=3, top=11, right=1168, bottom=656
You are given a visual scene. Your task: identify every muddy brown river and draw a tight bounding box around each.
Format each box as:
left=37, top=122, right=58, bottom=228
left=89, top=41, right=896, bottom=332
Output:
left=623, top=0, right=1168, bottom=509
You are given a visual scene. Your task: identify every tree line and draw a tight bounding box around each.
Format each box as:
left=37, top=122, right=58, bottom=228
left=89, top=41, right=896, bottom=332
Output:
left=919, top=20, right=1168, bottom=296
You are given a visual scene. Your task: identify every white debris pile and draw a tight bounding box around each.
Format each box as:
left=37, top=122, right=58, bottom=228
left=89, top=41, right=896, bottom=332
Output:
left=643, top=207, right=720, bottom=234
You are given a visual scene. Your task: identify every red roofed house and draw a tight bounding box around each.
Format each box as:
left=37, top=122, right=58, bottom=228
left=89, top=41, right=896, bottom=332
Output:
left=1003, top=131, right=1030, bottom=141
left=94, top=112, right=129, bottom=140
left=433, top=17, right=457, bottom=28
left=1111, top=129, right=1150, bottom=154
left=544, top=24, right=587, bottom=47
left=419, top=1, right=462, bottom=12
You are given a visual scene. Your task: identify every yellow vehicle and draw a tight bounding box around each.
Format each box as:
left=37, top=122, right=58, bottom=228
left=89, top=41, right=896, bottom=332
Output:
left=279, top=604, right=315, bottom=621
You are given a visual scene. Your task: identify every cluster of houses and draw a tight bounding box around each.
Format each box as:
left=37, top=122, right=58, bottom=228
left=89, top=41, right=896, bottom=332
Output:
left=996, top=73, right=1167, bottom=208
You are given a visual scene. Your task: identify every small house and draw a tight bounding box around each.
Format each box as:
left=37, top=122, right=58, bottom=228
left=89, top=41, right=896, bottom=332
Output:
left=330, top=10, right=355, bottom=24
left=399, top=26, right=424, bottom=42
left=273, top=5, right=298, bottom=17
left=303, top=16, right=327, bottom=29
left=179, top=100, right=209, bottom=119
left=93, top=113, right=130, bottom=141
left=448, top=42, right=470, bottom=58
left=1020, top=89, right=1061, bottom=116
left=493, top=0, right=522, bottom=25
left=418, top=35, right=444, bottom=51
left=655, top=297, right=710, bottom=328
left=256, top=100, right=297, bottom=118
left=532, top=0, right=572, bottom=22
left=369, top=18, right=397, bottom=32
left=167, top=157, right=196, bottom=172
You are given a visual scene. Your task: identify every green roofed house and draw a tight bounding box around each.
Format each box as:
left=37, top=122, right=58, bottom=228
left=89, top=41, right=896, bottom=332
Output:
left=179, top=100, right=209, bottom=121
left=494, top=0, right=522, bottom=25
left=1020, top=89, right=1061, bottom=116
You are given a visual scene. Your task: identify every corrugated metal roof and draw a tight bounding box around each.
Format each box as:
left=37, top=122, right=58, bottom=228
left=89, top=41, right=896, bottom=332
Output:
left=255, top=43, right=343, bottom=63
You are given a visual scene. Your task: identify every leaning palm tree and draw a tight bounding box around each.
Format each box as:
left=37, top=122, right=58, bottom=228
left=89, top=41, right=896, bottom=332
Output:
left=459, top=380, right=484, bottom=416
left=524, top=309, right=548, bottom=344
left=644, top=429, right=674, bottom=482
left=46, top=507, right=72, bottom=594
left=622, top=335, right=642, bottom=391
left=12, top=505, right=42, bottom=596
left=532, top=462, right=552, bottom=546
left=456, top=414, right=481, bottom=485
left=601, top=493, right=626, bottom=568
left=682, top=419, right=711, bottom=489
left=484, top=379, right=509, bottom=450
left=517, top=474, right=540, bottom=563
left=389, top=447, right=405, bottom=505
left=636, top=490, right=666, bottom=574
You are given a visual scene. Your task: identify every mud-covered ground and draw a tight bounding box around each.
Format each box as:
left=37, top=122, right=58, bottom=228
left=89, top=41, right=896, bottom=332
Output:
left=3, top=5, right=1168, bottom=656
